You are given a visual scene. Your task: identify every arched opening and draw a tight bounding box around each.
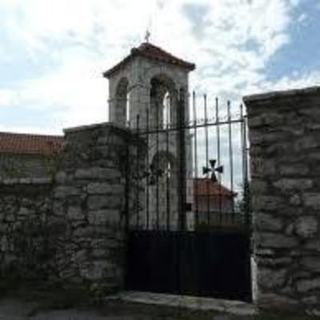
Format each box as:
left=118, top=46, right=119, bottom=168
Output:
left=149, top=151, right=178, bottom=230
left=115, top=77, right=130, bottom=126
left=163, top=91, right=171, bottom=128
left=126, top=91, right=131, bottom=126
left=150, top=74, right=176, bottom=129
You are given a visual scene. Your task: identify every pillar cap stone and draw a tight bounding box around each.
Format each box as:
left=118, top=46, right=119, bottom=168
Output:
left=243, top=86, right=320, bottom=104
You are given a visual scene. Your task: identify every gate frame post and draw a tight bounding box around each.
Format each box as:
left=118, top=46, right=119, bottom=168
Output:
left=177, top=89, right=187, bottom=231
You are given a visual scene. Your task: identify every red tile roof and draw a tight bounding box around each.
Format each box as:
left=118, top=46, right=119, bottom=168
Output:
left=0, top=132, right=64, bottom=155
left=193, top=178, right=236, bottom=197
left=103, top=42, right=196, bottom=78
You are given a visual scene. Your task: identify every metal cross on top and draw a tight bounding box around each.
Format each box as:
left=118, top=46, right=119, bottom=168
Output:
left=145, top=29, right=151, bottom=43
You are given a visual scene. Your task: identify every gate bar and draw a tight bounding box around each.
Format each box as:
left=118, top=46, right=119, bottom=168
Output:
left=177, top=90, right=187, bottom=231
left=204, top=94, right=210, bottom=225
left=193, top=91, right=199, bottom=228
left=227, top=101, right=235, bottom=219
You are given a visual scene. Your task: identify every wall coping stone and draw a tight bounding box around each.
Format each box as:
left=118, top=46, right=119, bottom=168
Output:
left=64, top=121, right=132, bottom=135
left=243, top=86, right=320, bottom=104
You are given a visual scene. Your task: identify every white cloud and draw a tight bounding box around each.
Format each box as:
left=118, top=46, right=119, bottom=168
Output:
left=0, top=0, right=317, bottom=134
left=290, top=0, right=301, bottom=7
left=297, top=13, right=308, bottom=24
left=0, top=89, right=19, bottom=107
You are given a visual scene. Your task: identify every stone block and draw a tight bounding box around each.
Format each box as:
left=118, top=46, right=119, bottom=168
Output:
left=273, top=178, right=313, bottom=192
left=257, top=267, right=287, bottom=289
left=302, top=295, right=318, bottom=304
left=0, top=236, right=8, bottom=251
left=289, top=194, right=302, bottom=206
left=307, top=308, right=320, bottom=317
left=73, top=226, right=94, bottom=238
left=4, top=214, right=15, bottom=222
left=252, top=195, right=283, bottom=211
left=71, top=249, right=88, bottom=262
left=255, top=248, right=275, bottom=256
left=75, top=167, right=121, bottom=180
left=87, top=183, right=124, bottom=195
left=251, top=180, right=268, bottom=195
left=304, top=193, right=320, bottom=210
left=294, top=136, right=319, bottom=151
left=88, top=209, right=120, bottom=225
left=254, top=212, right=283, bottom=232
left=257, top=292, right=299, bottom=310
left=52, top=200, right=65, bottom=216
left=279, top=164, right=309, bottom=177
left=256, top=256, right=292, bottom=267
left=251, top=158, right=277, bottom=177
left=87, top=195, right=122, bottom=210
left=256, top=232, right=298, bottom=249
left=80, top=260, right=112, bottom=281
left=296, top=278, right=320, bottom=293
left=67, top=206, right=84, bottom=221
left=17, top=207, right=30, bottom=216
left=54, top=186, right=80, bottom=198
left=300, top=256, right=320, bottom=272
left=55, top=171, right=67, bottom=184
left=304, top=239, right=320, bottom=251
left=294, top=216, right=318, bottom=238
left=91, top=249, right=107, bottom=258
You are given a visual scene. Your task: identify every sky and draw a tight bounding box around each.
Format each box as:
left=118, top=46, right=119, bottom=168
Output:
left=0, top=0, right=319, bottom=135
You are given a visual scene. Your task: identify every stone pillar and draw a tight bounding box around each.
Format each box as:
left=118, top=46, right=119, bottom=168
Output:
left=244, top=86, right=320, bottom=315
left=53, top=123, right=140, bottom=295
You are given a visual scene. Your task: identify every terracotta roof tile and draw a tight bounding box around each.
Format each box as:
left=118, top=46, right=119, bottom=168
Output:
left=193, top=178, right=236, bottom=197
left=0, top=132, right=64, bottom=155
left=103, top=42, right=195, bottom=77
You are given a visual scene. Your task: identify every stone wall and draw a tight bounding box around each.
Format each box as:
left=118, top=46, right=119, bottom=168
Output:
left=0, top=153, right=55, bottom=179
left=244, top=86, right=320, bottom=315
left=52, top=122, right=137, bottom=293
left=0, top=122, right=141, bottom=295
left=0, top=178, right=53, bottom=279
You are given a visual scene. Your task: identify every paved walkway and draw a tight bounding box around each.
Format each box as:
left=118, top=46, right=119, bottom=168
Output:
left=0, top=297, right=254, bottom=320
left=111, top=291, right=256, bottom=316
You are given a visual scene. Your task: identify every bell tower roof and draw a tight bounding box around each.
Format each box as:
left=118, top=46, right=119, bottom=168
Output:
left=103, top=42, right=196, bottom=78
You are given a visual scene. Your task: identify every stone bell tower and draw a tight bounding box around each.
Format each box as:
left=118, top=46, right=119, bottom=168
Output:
left=103, top=42, right=195, bottom=230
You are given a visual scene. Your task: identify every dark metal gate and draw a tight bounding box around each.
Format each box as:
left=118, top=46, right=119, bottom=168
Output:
left=124, top=90, right=252, bottom=302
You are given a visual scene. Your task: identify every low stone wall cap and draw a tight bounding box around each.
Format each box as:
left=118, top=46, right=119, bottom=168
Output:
left=243, top=86, right=320, bottom=104
left=63, top=122, right=132, bottom=134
